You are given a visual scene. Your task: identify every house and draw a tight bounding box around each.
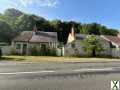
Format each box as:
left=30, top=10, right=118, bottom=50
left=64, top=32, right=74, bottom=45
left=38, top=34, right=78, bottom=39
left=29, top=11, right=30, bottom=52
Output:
left=64, top=27, right=120, bottom=57
left=12, top=29, right=59, bottom=55
left=101, top=34, right=120, bottom=49
left=12, top=25, right=120, bottom=57
left=101, top=33, right=120, bottom=57
left=64, top=27, right=87, bottom=56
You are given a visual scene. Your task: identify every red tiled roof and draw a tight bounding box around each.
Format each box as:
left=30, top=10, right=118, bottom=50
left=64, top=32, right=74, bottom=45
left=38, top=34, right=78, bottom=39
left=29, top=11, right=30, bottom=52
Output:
left=102, top=35, right=120, bottom=46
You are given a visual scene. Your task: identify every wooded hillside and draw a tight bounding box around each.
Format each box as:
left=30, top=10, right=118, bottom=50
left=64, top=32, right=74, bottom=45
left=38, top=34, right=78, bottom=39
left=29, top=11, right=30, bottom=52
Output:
left=0, top=8, right=118, bottom=43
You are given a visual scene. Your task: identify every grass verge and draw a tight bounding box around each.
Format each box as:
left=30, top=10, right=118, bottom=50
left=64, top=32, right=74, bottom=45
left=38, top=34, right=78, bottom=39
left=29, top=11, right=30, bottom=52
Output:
left=0, top=55, right=120, bottom=62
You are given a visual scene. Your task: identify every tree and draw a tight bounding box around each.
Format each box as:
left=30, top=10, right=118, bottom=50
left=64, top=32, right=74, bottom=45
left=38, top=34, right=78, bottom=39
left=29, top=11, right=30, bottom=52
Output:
left=0, top=48, right=2, bottom=58
left=100, top=26, right=118, bottom=36
left=81, top=35, right=104, bottom=57
left=50, top=20, right=66, bottom=43
left=15, top=14, right=48, bottom=31
left=0, top=8, right=119, bottom=44
left=50, top=19, right=62, bottom=31
left=80, top=23, right=101, bottom=35
left=80, top=23, right=118, bottom=36
left=0, top=20, right=14, bottom=43
left=0, top=8, right=23, bottom=30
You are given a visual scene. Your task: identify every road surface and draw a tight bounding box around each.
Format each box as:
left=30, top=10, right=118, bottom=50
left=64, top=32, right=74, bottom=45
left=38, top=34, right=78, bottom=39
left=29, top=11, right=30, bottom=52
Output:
left=0, top=61, right=120, bottom=90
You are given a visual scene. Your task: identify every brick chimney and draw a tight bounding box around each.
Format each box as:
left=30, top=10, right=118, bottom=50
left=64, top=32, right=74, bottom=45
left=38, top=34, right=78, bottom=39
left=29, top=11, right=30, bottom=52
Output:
left=67, top=26, right=76, bottom=43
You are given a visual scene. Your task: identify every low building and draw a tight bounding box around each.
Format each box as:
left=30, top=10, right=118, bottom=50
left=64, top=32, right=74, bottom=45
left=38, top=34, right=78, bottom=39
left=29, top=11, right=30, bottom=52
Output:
left=12, top=26, right=120, bottom=57
left=64, top=27, right=120, bottom=57
left=101, top=34, right=120, bottom=57
left=12, top=30, right=60, bottom=55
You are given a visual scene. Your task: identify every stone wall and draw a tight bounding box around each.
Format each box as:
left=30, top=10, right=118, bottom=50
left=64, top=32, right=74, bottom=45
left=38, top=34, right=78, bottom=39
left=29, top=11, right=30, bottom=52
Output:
left=64, top=40, right=88, bottom=56
left=64, top=38, right=113, bottom=57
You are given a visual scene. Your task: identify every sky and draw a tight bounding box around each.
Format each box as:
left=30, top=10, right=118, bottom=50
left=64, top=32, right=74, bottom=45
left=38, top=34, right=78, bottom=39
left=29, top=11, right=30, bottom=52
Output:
left=0, top=0, right=120, bottom=30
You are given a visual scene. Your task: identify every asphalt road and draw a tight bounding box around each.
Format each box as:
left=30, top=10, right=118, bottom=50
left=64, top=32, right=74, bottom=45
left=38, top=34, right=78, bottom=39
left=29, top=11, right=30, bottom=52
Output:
left=0, top=61, right=120, bottom=90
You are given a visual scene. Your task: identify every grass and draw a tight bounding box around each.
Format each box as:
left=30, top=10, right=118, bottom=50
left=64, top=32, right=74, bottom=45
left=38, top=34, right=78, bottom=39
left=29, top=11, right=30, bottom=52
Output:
left=0, top=55, right=120, bottom=62
left=0, top=56, right=24, bottom=61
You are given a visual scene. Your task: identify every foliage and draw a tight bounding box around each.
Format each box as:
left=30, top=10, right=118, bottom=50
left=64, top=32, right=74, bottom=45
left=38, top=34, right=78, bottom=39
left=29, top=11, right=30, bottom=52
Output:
left=0, top=20, right=15, bottom=43
left=81, top=35, right=104, bottom=56
left=10, top=48, right=19, bottom=55
left=0, top=8, right=119, bottom=44
left=0, top=48, right=2, bottom=58
left=80, top=23, right=118, bottom=36
left=80, top=23, right=100, bottom=35
left=29, top=46, right=57, bottom=56
left=0, top=8, right=23, bottom=30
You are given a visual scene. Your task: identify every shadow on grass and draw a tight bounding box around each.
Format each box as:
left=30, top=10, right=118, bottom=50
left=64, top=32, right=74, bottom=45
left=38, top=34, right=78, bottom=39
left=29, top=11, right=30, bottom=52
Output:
left=0, top=57, right=25, bottom=61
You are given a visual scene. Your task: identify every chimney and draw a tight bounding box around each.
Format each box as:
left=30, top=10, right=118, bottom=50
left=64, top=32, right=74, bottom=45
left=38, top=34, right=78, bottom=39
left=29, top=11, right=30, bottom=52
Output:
left=117, top=32, right=120, bottom=39
left=33, top=25, right=38, bottom=35
left=72, top=26, right=76, bottom=38
left=67, top=25, right=76, bottom=43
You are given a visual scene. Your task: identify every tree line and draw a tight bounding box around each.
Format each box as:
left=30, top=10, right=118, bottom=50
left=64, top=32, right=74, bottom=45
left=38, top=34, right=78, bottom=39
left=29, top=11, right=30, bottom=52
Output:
left=0, top=8, right=118, bottom=44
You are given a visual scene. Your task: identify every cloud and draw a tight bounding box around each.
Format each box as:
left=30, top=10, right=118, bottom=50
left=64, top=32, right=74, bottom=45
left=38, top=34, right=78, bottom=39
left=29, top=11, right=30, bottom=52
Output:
left=0, top=0, right=59, bottom=13
left=20, top=0, right=59, bottom=7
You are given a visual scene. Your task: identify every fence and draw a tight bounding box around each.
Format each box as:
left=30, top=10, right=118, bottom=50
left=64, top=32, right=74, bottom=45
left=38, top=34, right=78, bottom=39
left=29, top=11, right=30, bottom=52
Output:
left=111, top=48, right=120, bottom=58
left=0, top=46, right=13, bottom=55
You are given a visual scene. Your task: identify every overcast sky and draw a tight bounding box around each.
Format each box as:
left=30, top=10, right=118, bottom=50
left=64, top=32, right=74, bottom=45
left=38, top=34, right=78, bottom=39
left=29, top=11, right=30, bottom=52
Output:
left=0, top=0, right=120, bottom=30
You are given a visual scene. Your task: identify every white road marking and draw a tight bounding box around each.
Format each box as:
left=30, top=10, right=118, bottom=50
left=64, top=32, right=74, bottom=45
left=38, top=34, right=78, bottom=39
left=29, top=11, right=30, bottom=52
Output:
left=73, top=68, right=114, bottom=72
left=0, top=67, right=118, bottom=75
left=0, top=71, right=55, bottom=75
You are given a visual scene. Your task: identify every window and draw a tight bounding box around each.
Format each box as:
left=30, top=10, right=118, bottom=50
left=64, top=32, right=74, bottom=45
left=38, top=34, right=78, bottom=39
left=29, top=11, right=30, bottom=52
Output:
left=41, top=44, right=47, bottom=51
left=16, top=44, right=21, bottom=49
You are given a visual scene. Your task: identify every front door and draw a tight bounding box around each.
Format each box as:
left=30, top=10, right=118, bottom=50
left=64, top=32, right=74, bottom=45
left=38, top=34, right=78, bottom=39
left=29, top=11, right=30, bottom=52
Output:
left=22, top=44, right=27, bottom=55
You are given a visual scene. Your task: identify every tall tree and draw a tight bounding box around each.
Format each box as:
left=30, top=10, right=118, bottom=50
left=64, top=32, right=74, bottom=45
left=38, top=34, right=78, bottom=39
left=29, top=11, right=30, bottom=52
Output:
left=81, top=35, right=104, bottom=56
left=81, top=23, right=100, bottom=35
left=0, top=20, right=14, bottom=43
left=0, top=8, right=23, bottom=30
left=100, top=26, right=118, bottom=36
left=0, top=8, right=119, bottom=43
left=15, top=14, right=47, bottom=31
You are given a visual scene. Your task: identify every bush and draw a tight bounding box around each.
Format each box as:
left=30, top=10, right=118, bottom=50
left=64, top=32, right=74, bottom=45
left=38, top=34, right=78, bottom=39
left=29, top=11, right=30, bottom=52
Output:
left=0, top=48, right=2, bottom=58
left=29, top=46, right=57, bottom=56
left=10, top=48, right=19, bottom=55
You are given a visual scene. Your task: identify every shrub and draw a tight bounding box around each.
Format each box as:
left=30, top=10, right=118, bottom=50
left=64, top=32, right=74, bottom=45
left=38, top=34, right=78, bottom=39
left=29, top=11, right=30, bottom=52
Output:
left=81, top=35, right=104, bottom=57
left=10, top=48, right=19, bottom=55
left=29, top=46, right=57, bottom=56
left=0, top=48, right=2, bottom=58
left=29, top=46, right=39, bottom=56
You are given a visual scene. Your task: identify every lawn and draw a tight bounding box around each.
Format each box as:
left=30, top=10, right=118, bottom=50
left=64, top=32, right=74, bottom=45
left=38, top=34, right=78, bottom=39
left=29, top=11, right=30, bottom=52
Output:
left=1, top=55, right=120, bottom=62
